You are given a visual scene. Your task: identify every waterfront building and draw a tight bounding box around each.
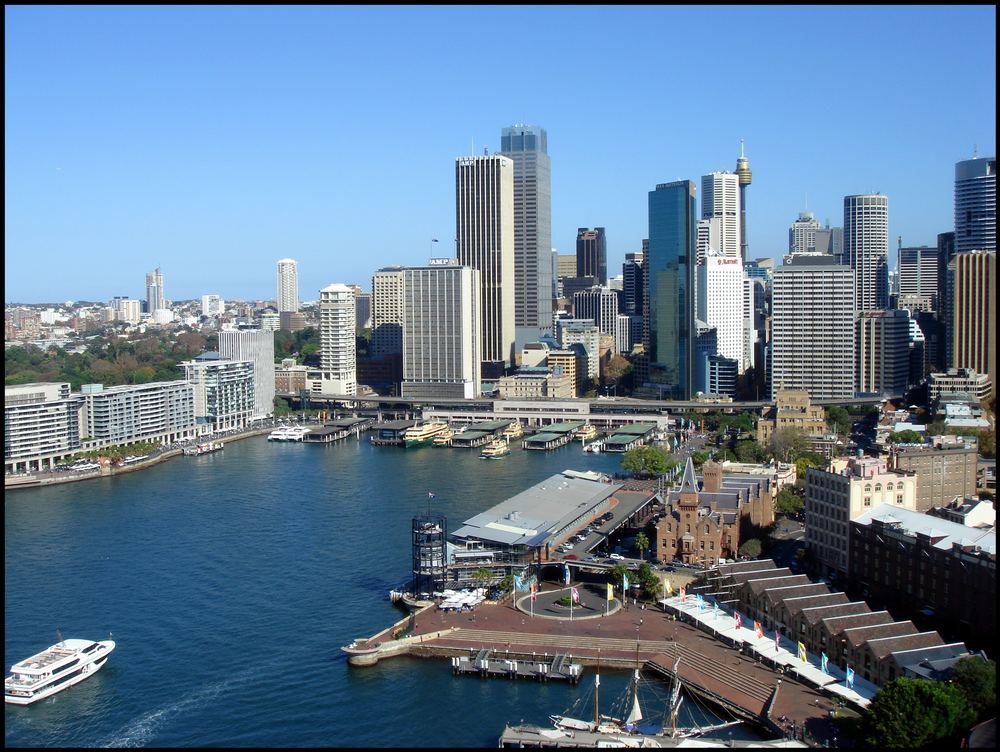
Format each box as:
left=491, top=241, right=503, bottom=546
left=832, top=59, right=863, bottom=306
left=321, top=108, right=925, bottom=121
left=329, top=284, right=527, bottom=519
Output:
left=789, top=211, right=821, bottom=254
left=575, top=227, right=607, bottom=285
left=856, top=309, right=911, bottom=397
left=770, top=254, right=855, bottom=400
left=898, top=245, right=940, bottom=311
left=500, top=125, right=553, bottom=343
left=701, top=171, right=741, bottom=259
left=572, top=285, right=619, bottom=337
left=400, top=263, right=481, bottom=400
left=557, top=319, right=600, bottom=381
left=145, top=267, right=165, bottom=315
left=946, top=250, right=995, bottom=396
left=954, top=156, right=996, bottom=254
left=315, top=283, right=357, bottom=397
left=844, top=194, right=889, bottom=311
left=4, top=383, right=82, bottom=474
left=496, top=370, right=573, bottom=400
left=77, top=381, right=197, bottom=447
left=890, top=437, right=980, bottom=512
left=456, top=153, right=516, bottom=376
left=276, top=258, right=299, bottom=313
left=219, top=327, right=275, bottom=419
left=805, top=455, right=917, bottom=580
left=201, top=294, right=225, bottom=318
left=646, top=180, right=697, bottom=399
left=179, top=353, right=255, bottom=432
left=654, top=458, right=774, bottom=567
left=850, top=504, right=995, bottom=654
left=697, top=250, right=746, bottom=371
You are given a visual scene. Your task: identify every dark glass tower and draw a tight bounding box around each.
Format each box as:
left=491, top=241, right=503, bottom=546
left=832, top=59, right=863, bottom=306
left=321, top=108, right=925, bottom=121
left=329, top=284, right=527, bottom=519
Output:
left=576, top=227, right=607, bottom=285
left=646, top=181, right=697, bottom=399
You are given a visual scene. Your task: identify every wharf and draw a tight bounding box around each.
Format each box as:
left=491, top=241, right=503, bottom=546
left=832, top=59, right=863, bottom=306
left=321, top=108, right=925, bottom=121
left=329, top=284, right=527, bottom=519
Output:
left=369, top=419, right=416, bottom=447
left=302, top=417, right=373, bottom=444
left=450, top=649, right=583, bottom=682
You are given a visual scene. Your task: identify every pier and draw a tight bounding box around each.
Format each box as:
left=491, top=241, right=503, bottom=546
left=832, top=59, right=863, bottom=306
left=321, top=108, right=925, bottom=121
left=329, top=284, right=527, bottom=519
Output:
left=302, top=417, right=373, bottom=444
left=368, top=419, right=416, bottom=446
left=450, top=649, right=584, bottom=683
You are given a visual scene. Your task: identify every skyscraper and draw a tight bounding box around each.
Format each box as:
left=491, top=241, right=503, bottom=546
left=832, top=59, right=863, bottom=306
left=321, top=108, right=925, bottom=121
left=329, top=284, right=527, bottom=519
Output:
left=954, top=156, right=996, bottom=253
left=317, top=283, right=357, bottom=396
left=575, top=227, right=607, bottom=285
left=219, top=328, right=275, bottom=419
left=276, top=258, right=299, bottom=313
left=771, top=254, right=855, bottom=400
left=622, top=251, right=644, bottom=317
left=844, top=193, right=889, bottom=311
left=371, top=266, right=405, bottom=358
left=897, top=244, right=940, bottom=310
left=572, top=286, right=619, bottom=336
left=701, top=172, right=741, bottom=258
left=697, top=251, right=746, bottom=371
left=947, top=250, right=996, bottom=396
left=789, top=211, right=821, bottom=254
left=401, top=262, right=481, bottom=400
left=646, top=180, right=697, bottom=399
left=455, top=153, right=515, bottom=377
left=500, top=125, right=553, bottom=342
left=856, top=310, right=911, bottom=397
left=145, top=268, right=164, bottom=313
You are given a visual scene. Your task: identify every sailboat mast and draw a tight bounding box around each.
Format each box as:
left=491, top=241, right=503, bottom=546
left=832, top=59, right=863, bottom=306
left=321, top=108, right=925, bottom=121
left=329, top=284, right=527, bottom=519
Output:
left=594, top=654, right=600, bottom=726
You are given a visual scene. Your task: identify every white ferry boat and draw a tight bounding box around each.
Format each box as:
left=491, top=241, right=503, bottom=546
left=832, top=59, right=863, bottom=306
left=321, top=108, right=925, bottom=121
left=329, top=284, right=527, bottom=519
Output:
left=5, top=638, right=116, bottom=705
left=432, top=428, right=455, bottom=447
left=577, top=424, right=599, bottom=441
left=480, top=438, right=510, bottom=459
left=502, top=422, right=524, bottom=439
left=402, top=421, right=449, bottom=448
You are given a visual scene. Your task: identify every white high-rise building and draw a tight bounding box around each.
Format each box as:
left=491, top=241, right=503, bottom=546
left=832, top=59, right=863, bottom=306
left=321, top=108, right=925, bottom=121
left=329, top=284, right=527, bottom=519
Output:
left=844, top=194, right=889, bottom=311
left=789, top=211, right=821, bottom=254
left=179, top=355, right=255, bottom=433
left=401, top=262, right=481, bottom=400
left=572, top=286, right=620, bottom=337
left=456, top=153, right=515, bottom=376
left=219, top=328, right=275, bottom=419
left=771, top=254, right=856, bottom=400
left=316, top=283, right=356, bottom=396
left=112, top=296, right=142, bottom=324
left=276, top=258, right=299, bottom=313
left=696, top=217, right=723, bottom=265
left=145, top=268, right=165, bottom=313
left=701, top=172, right=741, bottom=259
left=201, top=294, right=225, bottom=317
left=558, top=319, right=601, bottom=381
left=897, top=245, right=940, bottom=310
left=697, top=251, right=746, bottom=371
left=371, top=267, right=405, bottom=358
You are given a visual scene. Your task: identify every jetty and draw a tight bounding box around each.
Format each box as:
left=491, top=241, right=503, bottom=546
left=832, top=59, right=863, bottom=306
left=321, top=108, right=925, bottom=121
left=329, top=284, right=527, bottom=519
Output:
left=450, top=649, right=584, bottom=683
left=302, top=417, right=373, bottom=444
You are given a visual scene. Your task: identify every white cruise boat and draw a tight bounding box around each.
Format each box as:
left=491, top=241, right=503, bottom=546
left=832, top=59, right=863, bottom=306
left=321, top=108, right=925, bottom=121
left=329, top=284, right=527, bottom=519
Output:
left=5, top=638, right=116, bottom=705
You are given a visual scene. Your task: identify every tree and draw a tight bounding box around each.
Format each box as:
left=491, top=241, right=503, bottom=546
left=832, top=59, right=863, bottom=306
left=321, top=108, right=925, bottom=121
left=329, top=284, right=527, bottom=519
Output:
left=951, top=657, right=996, bottom=722
left=737, top=538, right=762, bottom=559
left=691, top=450, right=710, bottom=468
left=775, top=487, right=804, bottom=517
left=634, top=532, right=650, bottom=560
left=471, top=567, right=494, bottom=589
left=735, top=439, right=766, bottom=463
left=888, top=429, right=924, bottom=444
left=860, top=677, right=975, bottom=747
left=609, top=563, right=630, bottom=592
left=621, top=445, right=676, bottom=478
left=826, top=405, right=852, bottom=435
left=602, top=354, right=632, bottom=386
left=769, top=428, right=809, bottom=463
left=794, top=454, right=823, bottom=479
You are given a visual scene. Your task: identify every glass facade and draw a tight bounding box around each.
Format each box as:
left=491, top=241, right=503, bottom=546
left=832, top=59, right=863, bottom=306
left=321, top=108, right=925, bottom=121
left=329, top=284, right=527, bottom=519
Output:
left=647, top=180, right=696, bottom=399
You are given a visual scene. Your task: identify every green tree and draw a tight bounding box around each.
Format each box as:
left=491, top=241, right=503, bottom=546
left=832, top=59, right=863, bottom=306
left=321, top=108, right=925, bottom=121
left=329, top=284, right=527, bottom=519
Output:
left=795, top=453, right=823, bottom=479
left=888, top=429, right=924, bottom=444
left=691, top=450, right=710, bottom=468
left=735, top=439, right=766, bottom=463
left=737, top=538, right=762, bottom=559
left=634, top=532, right=650, bottom=560
left=826, top=405, right=852, bottom=435
left=621, top=445, right=676, bottom=478
left=951, top=657, right=996, bottom=722
left=769, top=427, right=809, bottom=463
left=471, top=568, right=494, bottom=590
left=775, top=487, right=804, bottom=517
left=609, top=563, right=630, bottom=592
left=860, top=677, right=975, bottom=747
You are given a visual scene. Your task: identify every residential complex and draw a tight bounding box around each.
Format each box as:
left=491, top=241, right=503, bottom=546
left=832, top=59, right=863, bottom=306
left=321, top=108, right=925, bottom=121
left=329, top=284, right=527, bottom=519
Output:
left=218, top=327, right=275, bottom=419
left=317, top=283, right=357, bottom=397
left=276, top=258, right=299, bottom=313
left=179, top=354, right=255, bottom=432
left=4, top=383, right=83, bottom=474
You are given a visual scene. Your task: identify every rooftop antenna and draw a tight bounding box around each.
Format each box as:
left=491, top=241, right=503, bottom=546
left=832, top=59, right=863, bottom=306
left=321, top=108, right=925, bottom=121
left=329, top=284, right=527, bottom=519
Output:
left=805, top=192, right=809, bottom=212
left=973, top=143, right=978, bottom=158
left=740, top=138, right=745, bottom=158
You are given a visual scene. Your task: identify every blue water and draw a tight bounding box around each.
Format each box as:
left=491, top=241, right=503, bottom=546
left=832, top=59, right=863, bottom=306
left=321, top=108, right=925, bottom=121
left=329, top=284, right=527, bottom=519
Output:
left=5, top=436, right=754, bottom=747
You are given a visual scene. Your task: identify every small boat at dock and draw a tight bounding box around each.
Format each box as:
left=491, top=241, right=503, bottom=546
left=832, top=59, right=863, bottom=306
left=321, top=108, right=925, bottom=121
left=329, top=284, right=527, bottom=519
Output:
left=480, top=438, right=510, bottom=459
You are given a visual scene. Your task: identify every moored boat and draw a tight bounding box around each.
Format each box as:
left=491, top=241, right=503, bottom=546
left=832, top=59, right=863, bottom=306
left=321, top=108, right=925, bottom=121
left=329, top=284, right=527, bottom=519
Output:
left=502, top=422, right=524, bottom=439
left=402, top=421, right=450, bottom=448
left=577, top=424, right=599, bottom=441
left=432, top=428, right=455, bottom=447
left=480, top=438, right=511, bottom=459
left=5, top=638, right=116, bottom=705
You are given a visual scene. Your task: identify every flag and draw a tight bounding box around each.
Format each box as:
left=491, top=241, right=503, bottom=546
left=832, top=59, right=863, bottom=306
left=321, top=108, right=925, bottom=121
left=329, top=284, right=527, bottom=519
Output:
left=713, top=601, right=719, bottom=620
left=846, top=666, right=855, bottom=689
left=513, top=575, right=523, bottom=592
left=531, top=583, right=537, bottom=601
left=798, top=641, right=807, bottom=663
left=735, top=612, right=742, bottom=631
left=607, top=583, right=614, bottom=601
left=571, top=586, right=580, bottom=604
left=564, top=564, right=571, bottom=585
left=821, top=653, right=829, bottom=674
left=754, top=621, right=763, bottom=640
left=666, top=579, right=673, bottom=595
left=679, top=586, right=686, bottom=603
left=623, top=574, right=629, bottom=590
left=695, top=593, right=703, bottom=609
left=775, top=631, right=780, bottom=652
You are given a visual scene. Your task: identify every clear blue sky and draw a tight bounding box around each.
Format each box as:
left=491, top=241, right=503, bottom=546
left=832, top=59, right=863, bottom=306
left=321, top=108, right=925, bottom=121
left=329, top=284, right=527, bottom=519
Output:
left=5, top=5, right=996, bottom=304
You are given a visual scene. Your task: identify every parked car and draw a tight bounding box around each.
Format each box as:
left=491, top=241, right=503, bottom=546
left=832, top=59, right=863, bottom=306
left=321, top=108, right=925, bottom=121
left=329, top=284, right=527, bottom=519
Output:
left=609, top=553, right=625, bottom=560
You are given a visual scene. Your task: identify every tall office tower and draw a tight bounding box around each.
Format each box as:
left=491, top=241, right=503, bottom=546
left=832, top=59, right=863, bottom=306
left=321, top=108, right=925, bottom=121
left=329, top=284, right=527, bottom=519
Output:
left=735, top=142, right=752, bottom=260
left=696, top=217, right=722, bottom=265
left=954, top=156, right=996, bottom=253
left=500, top=125, right=553, bottom=342
left=575, top=227, right=607, bottom=285
left=455, top=153, right=515, bottom=377
left=401, top=262, right=481, bottom=400
left=897, top=244, right=940, bottom=310
left=145, top=268, right=165, bottom=313
left=646, top=180, right=697, bottom=399
left=218, top=328, right=275, bottom=419
left=844, top=193, right=889, bottom=311
left=692, top=320, right=718, bottom=395
left=743, top=276, right=764, bottom=371
left=317, top=283, right=357, bottom=396
left=789, top=211, right=821, bottom=254
left=622, top=251, right=645, bottom=316
left=947, top=250, right=996, bottom=396
left=701, top=172, right=741, bottom=259
left=697, top=251, right=746, bottom=371
left=936, top=231, right=956, bottom=326
left=770, top=254, right=856, bottom=400
left=371, top=267, right=405, bottom=357
left=355, top=292, right=371, bottom=329
left=856, top=309, right=911, bottom=397
left=276, top=259, right=299, bottom=313
left=572, top=286, right=619, bottom=336
left=815, top=223, right=844, bottom=261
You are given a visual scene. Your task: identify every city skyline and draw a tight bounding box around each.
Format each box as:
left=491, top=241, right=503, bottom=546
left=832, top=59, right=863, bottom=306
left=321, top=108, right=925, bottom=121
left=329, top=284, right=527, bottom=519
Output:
left=5, top=5, right=997, bottom=303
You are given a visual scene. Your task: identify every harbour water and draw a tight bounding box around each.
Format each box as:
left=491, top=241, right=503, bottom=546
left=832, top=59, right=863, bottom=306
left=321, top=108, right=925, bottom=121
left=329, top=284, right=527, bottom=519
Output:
left=5, top=435, right=757, bottom=747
